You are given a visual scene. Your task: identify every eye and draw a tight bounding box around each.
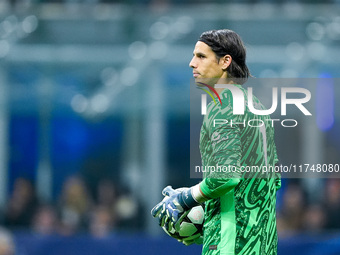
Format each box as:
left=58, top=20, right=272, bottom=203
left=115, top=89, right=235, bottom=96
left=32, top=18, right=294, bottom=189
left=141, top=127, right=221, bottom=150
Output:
left=197, top=54, right=206, bottom=59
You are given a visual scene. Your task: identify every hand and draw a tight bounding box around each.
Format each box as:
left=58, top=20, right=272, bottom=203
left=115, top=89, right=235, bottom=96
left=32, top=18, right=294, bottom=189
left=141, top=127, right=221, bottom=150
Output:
left=151, top=186, right=198, bottom=232
left=151, top=186, right=186, bottom=232
left=181, top=233, right=203, bottom=246
left=163, top=225, right=203, bottom=246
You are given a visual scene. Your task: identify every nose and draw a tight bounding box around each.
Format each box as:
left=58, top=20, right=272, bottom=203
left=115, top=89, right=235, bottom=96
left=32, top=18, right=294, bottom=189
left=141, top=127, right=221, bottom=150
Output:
left=189, top=56, right=196, bottom=69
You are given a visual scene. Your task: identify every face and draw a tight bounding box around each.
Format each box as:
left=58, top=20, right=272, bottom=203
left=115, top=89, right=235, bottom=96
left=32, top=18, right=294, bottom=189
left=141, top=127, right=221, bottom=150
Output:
left=189, top=41, right=229, bottom=80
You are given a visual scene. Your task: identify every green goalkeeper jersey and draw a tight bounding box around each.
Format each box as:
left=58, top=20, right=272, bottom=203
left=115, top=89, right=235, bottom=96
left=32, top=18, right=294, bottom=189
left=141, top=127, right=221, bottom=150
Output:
left=198, top=84, right=280, bottom=255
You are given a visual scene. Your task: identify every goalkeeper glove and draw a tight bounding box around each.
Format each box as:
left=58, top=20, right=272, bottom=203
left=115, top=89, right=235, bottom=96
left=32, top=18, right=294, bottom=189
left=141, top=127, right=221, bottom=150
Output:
left=181, top=233, right=203, bottom=246
left=162, top=226, right=203, bottom=246
left=151, top=186, right=199, bottom=232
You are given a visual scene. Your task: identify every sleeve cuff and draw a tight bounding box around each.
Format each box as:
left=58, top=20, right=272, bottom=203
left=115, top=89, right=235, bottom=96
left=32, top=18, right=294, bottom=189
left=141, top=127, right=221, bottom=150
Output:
left=192, top=183, right=209, bottom=204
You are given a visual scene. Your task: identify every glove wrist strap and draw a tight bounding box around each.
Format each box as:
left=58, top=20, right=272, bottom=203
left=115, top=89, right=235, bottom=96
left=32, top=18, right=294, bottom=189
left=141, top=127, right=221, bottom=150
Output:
left=178, top=188, right=199, bottom=210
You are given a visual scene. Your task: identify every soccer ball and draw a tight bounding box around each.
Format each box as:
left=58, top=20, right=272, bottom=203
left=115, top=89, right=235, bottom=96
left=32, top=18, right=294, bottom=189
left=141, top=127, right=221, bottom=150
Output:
left=162, top=205, right=204, bottom=239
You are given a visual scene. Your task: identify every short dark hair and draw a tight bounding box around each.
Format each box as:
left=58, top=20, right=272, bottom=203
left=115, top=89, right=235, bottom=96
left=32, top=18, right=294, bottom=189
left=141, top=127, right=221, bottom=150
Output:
left=198, top=29, right=250, bottom=84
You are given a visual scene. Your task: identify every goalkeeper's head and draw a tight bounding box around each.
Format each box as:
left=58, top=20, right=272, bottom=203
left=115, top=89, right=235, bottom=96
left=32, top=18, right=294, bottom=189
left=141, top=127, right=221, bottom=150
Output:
left=190, top=29, right=250, bottom=85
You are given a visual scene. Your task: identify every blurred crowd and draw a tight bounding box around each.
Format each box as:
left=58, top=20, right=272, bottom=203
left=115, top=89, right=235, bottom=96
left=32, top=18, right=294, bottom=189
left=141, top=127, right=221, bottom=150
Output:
left=277, top=179, right=340, bottom=237
left=0, top=176, right=143, bottom=240
left=1, top=176, right=340, bottom=242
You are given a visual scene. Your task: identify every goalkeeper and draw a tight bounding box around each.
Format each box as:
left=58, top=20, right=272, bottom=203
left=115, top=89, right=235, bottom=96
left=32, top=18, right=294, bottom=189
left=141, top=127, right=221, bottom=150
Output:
left=151, top=29, right=281, bottom=255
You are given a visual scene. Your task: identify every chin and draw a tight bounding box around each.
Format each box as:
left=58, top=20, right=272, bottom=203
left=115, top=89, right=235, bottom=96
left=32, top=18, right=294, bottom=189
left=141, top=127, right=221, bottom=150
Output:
left=195, top=77, right=218, bottom=87
left=195, top=81, right=206, bottom=88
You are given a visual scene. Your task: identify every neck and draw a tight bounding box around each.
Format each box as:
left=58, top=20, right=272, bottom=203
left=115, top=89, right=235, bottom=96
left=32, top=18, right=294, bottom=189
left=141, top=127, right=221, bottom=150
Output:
left=214, top=76, right=235, bottom=95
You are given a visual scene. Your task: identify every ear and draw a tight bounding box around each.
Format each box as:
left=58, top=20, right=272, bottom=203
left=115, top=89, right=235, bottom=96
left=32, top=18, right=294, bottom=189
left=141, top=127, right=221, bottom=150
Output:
left=221, top=54, right=232, bottom=71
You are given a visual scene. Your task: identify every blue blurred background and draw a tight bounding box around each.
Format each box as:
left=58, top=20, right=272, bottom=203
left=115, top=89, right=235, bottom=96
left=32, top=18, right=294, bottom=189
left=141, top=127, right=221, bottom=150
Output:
left=0, top=0, right=339, bottom=254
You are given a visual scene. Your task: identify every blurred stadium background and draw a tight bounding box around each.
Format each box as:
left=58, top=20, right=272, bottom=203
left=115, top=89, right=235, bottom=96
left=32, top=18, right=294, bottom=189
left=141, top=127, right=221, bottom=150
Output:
left=0, top=0, right=339, bottom=254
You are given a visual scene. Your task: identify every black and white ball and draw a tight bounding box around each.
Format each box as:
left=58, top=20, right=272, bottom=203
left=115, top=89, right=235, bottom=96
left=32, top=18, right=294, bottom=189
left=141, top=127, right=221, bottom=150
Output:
left=163, top=205, right=204, bottom=239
